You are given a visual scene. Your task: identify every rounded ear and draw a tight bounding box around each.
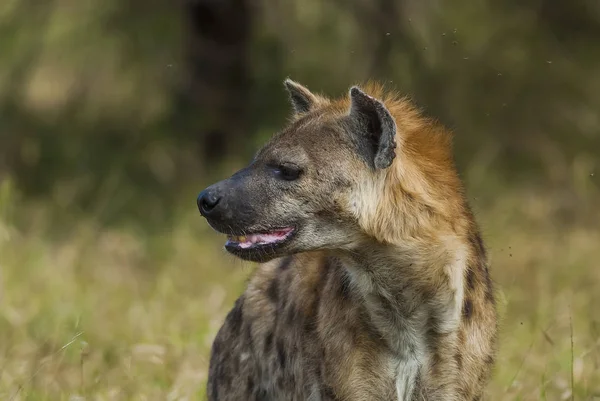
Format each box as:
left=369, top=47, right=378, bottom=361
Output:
left=349, top=86, right=397, bottom=170
left=284, top=78, right=319, bottom=114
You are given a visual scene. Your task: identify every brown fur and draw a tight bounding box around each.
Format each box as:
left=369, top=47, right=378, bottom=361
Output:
left=204, top=81, right=498, bottom=400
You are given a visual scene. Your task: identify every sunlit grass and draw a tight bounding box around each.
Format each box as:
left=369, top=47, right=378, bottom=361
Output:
left=0, top=173, right=598, bottom=400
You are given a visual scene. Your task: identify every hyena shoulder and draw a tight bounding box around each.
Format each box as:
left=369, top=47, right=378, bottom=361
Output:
left=208, top=254, right=327, bottom=401
left=208, top=252, right=417, bottom=401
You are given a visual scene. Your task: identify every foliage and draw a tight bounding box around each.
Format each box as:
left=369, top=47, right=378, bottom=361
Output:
left=0, top=174, right=599, bottom=399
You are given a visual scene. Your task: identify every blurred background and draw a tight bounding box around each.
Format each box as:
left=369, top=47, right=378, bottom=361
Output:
left=0, top=0, right=599, bottom=399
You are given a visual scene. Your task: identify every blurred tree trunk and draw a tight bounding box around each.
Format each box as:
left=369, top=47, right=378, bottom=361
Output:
left=351, top=0, right=441, bottom=108
left=367, top=0, right=399, bottom=79
left=183, top=0, right=252, bottom=163
left=538, top=0, right=600, bottom=41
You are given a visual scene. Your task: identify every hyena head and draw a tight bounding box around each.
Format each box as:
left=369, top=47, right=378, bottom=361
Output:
left=198, top=79, right=462, bottom=262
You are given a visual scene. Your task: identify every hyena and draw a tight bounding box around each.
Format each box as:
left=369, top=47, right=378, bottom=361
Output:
left=197, top=80, right=498, bottom=400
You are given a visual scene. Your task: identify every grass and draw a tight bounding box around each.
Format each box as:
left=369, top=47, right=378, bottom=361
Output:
left=0, top=168, right=598, bottom=401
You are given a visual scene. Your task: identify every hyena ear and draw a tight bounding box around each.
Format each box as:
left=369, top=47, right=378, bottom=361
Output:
left=284, top=78, right=319, bottom=114
left=349, top=86, right=397, bottom=169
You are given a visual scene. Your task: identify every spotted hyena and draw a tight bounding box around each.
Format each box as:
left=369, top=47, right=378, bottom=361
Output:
left=197, top=79, right=498, bottom=400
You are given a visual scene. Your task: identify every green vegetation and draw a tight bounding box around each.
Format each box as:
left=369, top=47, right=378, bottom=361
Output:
left=1, top=170, right=598, bottom=400
left=0, top=0, right=599, bottom=399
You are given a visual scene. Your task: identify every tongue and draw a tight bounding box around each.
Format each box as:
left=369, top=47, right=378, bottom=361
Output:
left=235, top=229, right=291, bottom=248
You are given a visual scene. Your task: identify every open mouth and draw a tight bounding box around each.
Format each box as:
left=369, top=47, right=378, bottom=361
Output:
left=225, top=227, right=295, bottom=250
left=225, top=227, right=294, bottom=249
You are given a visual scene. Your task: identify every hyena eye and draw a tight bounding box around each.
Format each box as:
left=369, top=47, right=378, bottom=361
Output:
left=273, top=163, right=302, bottom=181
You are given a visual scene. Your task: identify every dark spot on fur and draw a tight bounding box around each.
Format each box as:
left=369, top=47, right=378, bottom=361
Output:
left=477, top=368, right=489, bottom=385
left=279, top=271, right=291, bottom=305
left=210, top=373, right=220, bottom=400
left=287, top=304, right=297, bottom=324
left=322, top=384, right=337, bottom=399
left=223, top=370, right=232, bottom=388
left=314, top=361, right=322, bottom=380
left=279, top=256, right=293, bottom=270
left=231, top=352, right=240, bottom=373
left=466, top=267, right=476, bottom=291
left=245, top=324, right=254, bottom=354
left=422, top=203, right=435, bottom=219
left=310, top=260, right=329, bottom=318
left=264, top=331, right=273, bottom=353
left=426, top=314, right=439, bottom=334
left=486, top=355, right=495, bottom=366
left=213, top=362, right=231, bottom=393
left=331, top=177, right=351, bottom=189
left=315, top=208, right=340, bottom=222
left=303, top=312, right=317, bottom=335
left=402, top=189, right=415, bottom=203
left=454, top=352, right=463, bottom=369
left=408, top=341, right=418, bottom=356
left=469, top=231, right=486, bottom=258
left=424, top=323, right=447, bottom=377
left=429, top=351, right=442, bottom=376
left=276, top=339, right=286, bottom=369
left=477, top=233, right=487, bottom=249
left=338, top=270, right=353, bottom=299
left=420, top=286, right=435, bottom=301
left=253, top=387, right=268, bottom=400
left=228, top=297, right=244, bottom=335
left=463, top=298, right=474, bottom=319
left=246, top=376, right=254, bottom=391
left=413, top=372, right=423, bottom=394
left=457, top=330, right=466, bottom=358
left=211, top=338, right=221, bottom=357
left=267, top=278, right=279, bottom=302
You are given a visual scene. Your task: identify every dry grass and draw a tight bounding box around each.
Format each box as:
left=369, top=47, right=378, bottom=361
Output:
left=0, top=170, right=598, bottom=400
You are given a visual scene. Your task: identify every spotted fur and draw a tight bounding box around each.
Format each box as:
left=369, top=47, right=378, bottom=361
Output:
left=203, top=80, right=498, bottom=400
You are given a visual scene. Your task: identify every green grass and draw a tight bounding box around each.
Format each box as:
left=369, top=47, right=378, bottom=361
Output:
left=0, top=172, right=599, bottom=400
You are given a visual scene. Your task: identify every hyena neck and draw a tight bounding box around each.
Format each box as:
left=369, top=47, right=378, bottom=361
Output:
left=338, top=233, right=468, bottom=361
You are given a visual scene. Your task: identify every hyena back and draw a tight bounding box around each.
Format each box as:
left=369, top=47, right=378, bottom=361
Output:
left=197, top=80, right=498, bottom=400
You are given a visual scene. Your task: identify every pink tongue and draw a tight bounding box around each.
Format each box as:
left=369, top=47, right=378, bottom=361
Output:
left=238, top=230, right=290, bottom=249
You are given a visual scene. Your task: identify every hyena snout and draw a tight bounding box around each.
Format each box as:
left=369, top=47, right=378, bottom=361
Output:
left=197, top=166, right=256, bottom=224
left=197, top=170, right=279, bottom=222
left=197, top=168, right=304, bottom=262
left=197, top=179, right=245, bottom=227
left=197, top=186, right=222, bottom=218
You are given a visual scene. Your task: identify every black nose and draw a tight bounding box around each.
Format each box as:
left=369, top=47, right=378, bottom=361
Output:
left=197, top=189, right=221, bottom=216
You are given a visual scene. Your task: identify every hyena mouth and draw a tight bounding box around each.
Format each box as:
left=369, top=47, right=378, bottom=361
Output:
left=225, top=227, right=294, bottom=249
left=225, top=227, right=295, bottom=251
